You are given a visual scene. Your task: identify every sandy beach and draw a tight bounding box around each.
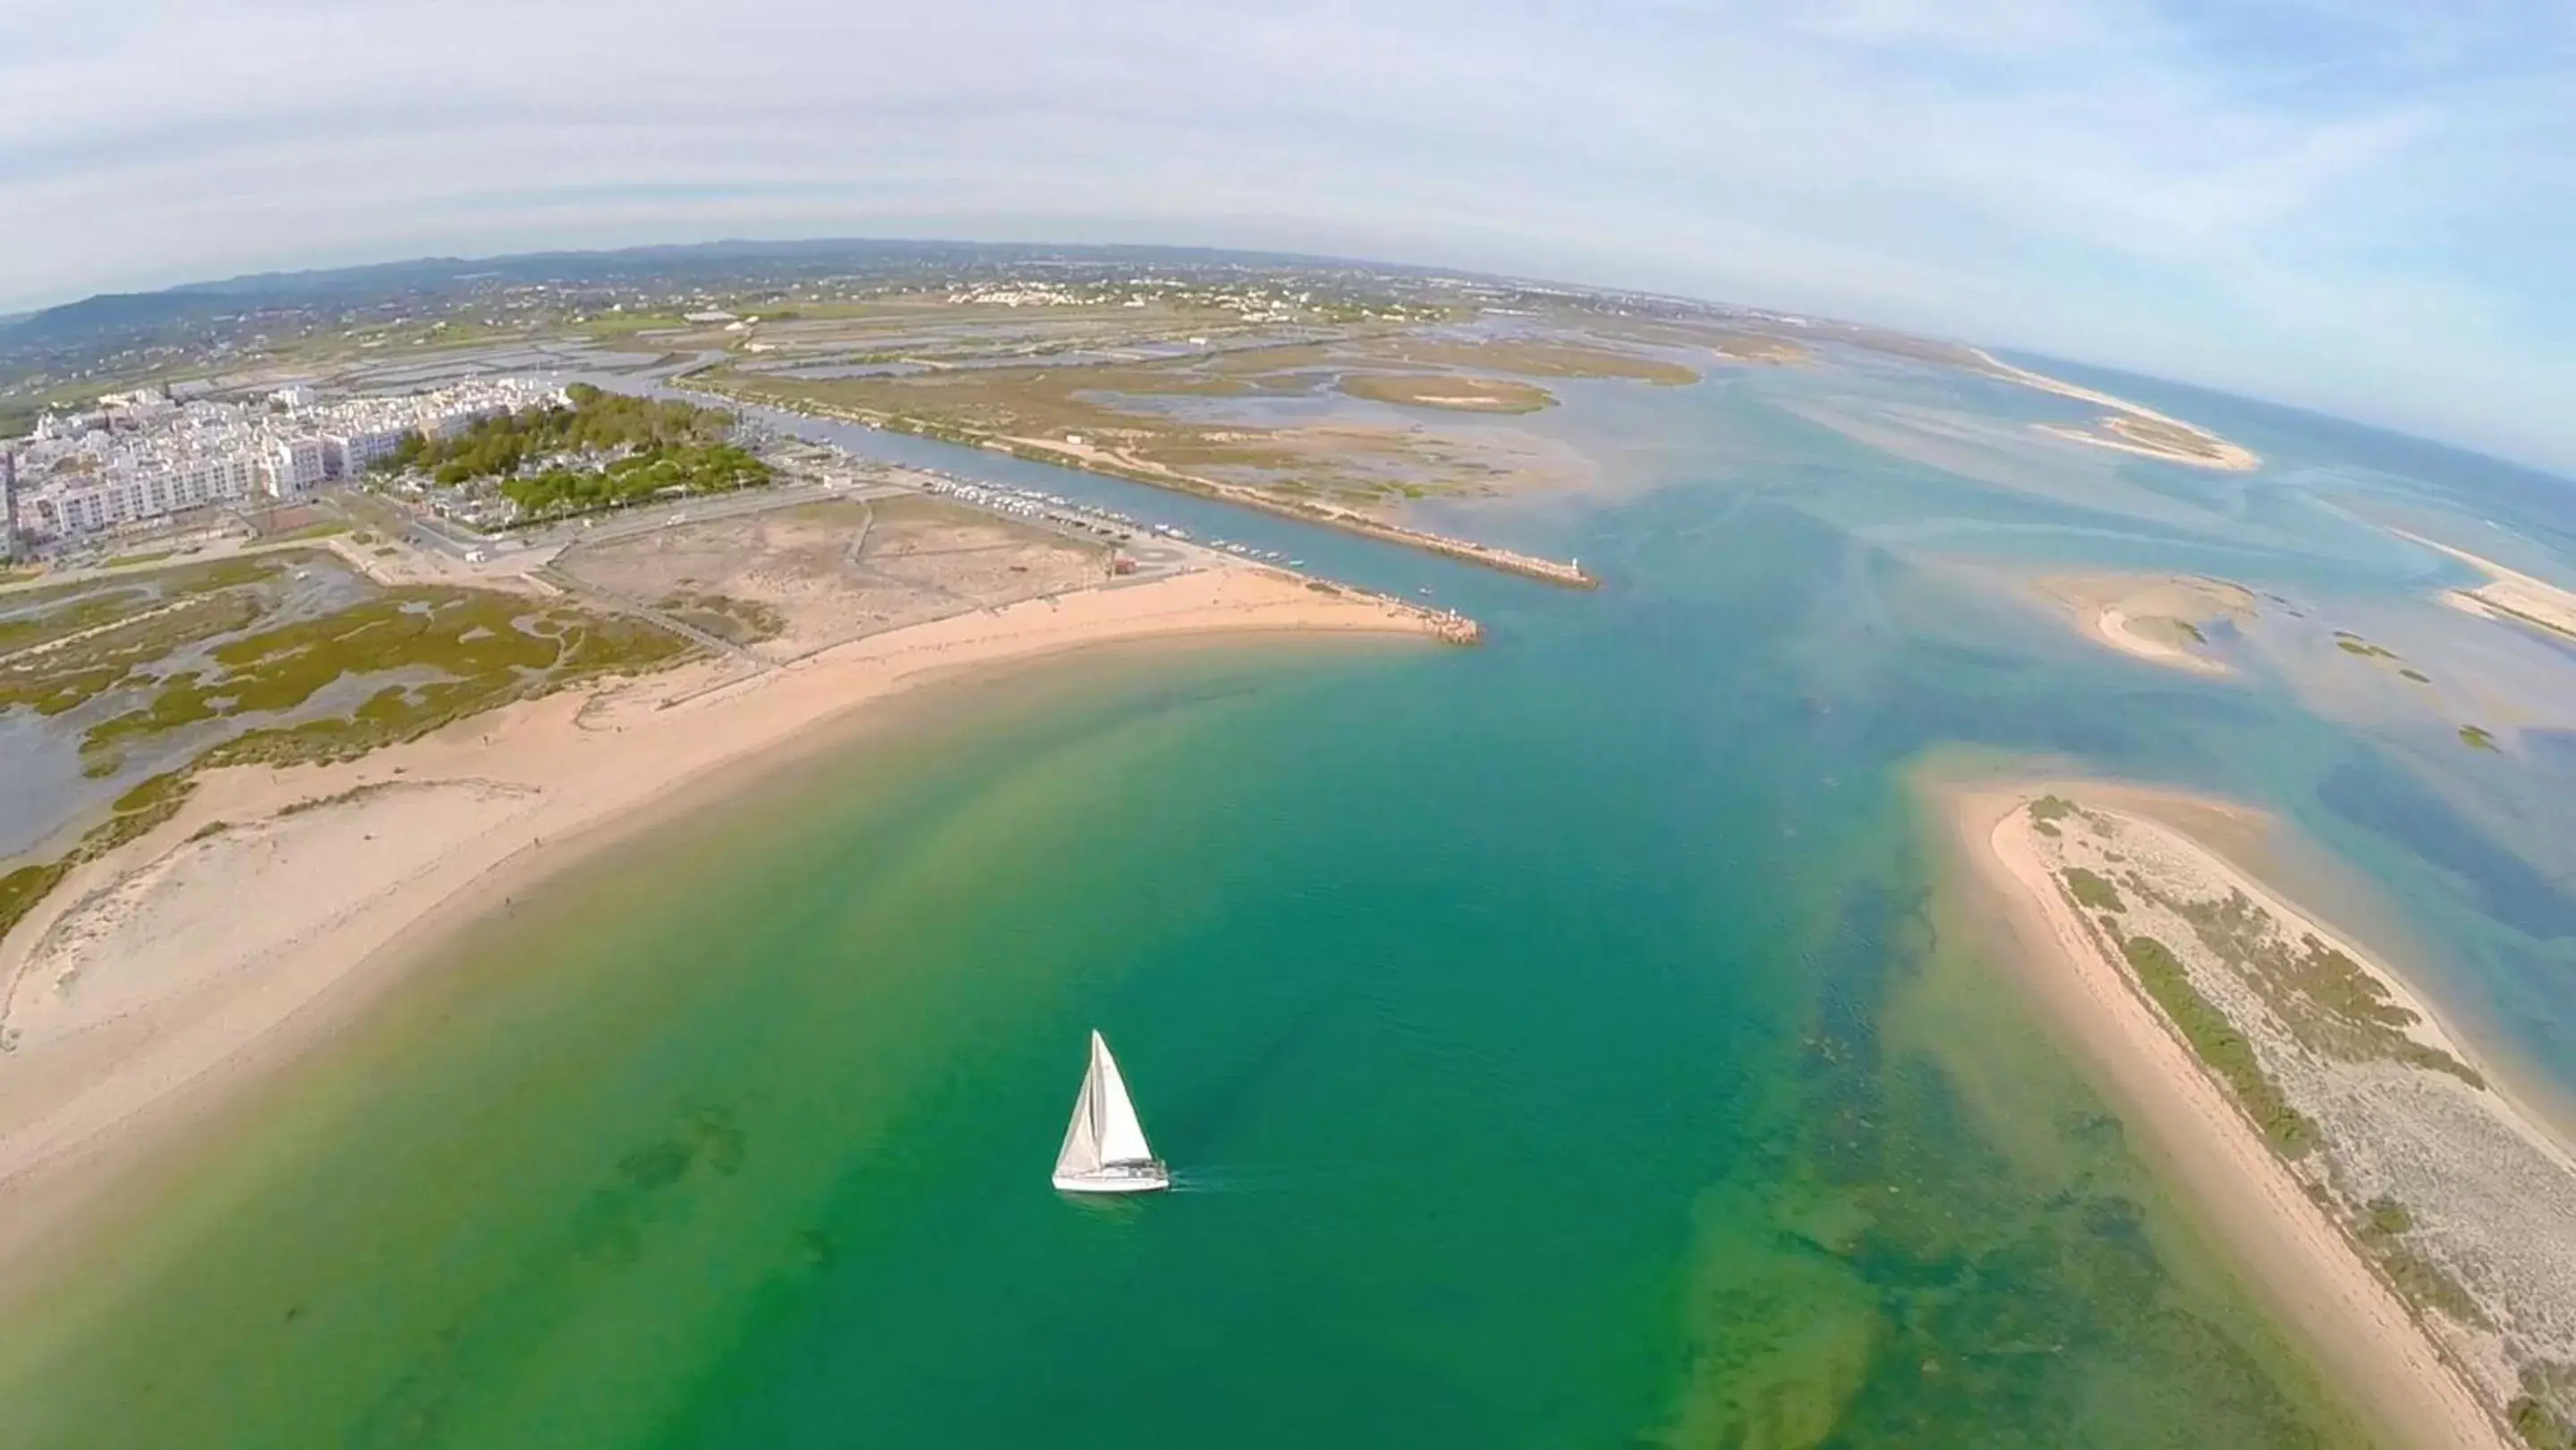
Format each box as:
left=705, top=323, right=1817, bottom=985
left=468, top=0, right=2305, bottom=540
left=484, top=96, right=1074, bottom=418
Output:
left=1938, top=779, right=2574, bottom=1450
left=0, top=564, right=1451, bottom=1282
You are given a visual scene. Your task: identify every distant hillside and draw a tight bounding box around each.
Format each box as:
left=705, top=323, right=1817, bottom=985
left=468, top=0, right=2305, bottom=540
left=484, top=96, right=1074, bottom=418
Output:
left=0, top=237, right=1388, bottom=375
left=0, top=290, right=259, bottom=348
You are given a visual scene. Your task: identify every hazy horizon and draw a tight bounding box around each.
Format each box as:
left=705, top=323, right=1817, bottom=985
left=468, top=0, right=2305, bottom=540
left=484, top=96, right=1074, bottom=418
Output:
left=3, top=1, right=2568, bottom=474
left=9, top=230, right=2570, bottom=486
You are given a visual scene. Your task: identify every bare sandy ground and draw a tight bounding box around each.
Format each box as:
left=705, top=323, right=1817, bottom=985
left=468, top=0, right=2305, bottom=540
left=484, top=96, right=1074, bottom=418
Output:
left=0, top=564, right=1448, bottom=1281
left=1941, top=780, right=2522, bottom=1450
left=555, top=494, right=1111, bottom=661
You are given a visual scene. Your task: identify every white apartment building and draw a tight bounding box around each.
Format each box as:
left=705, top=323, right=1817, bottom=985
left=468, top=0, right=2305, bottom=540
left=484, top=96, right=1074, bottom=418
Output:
left=268, top=438, right=329, bottom=498
left=7, top=378, right=561, bottom=540
left=327, top=427, right=411, bottom=478
left=47, top=449, right=262, bottom=532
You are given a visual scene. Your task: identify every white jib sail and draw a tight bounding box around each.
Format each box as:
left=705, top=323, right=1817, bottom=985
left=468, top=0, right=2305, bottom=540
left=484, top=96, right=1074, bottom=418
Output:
left=1056, top=1044, right=1105, bottom=1179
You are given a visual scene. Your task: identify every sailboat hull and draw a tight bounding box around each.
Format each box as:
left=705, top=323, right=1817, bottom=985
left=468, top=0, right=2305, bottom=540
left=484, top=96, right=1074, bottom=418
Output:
left=1052, top=1162, right=1171, bottom=1195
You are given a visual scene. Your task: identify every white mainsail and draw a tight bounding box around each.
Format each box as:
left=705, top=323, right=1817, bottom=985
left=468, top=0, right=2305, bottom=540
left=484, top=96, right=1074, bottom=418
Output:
left=1092, top=1035, right=1154, bottom=1164
left=1052, top=1030, right=1168, bottom=1193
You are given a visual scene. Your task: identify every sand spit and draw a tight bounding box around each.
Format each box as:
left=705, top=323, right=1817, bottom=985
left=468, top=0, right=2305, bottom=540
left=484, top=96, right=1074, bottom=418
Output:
left=1948, top=782, right=2576, bottom=1450
left=2397, top=529, right=2576, bottom=644
left=0, top=565, right=1455, bottom=1275
left=2035, top=574, right=2252, bottom=675
left=1970, top=349, right=2262, bottom=472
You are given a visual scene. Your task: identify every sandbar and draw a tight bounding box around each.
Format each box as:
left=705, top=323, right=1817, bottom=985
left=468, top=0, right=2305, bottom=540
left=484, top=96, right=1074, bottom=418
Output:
left=2396, top=528, right=2576, bottom=643
left=1940, top=779, right=2576, bottom=1450
left=2034, top=573, right=2251, bottom=675
left=1971, top=349, right=2262, bottom=472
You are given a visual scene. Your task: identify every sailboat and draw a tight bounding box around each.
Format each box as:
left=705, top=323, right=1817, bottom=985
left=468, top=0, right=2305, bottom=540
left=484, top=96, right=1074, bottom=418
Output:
left=1052, top=1030, right=1170, bottom=1194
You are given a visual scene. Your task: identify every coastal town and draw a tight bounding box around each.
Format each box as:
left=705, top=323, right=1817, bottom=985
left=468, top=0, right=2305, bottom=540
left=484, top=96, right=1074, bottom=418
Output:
left=2, top=380, right=560, bottom=546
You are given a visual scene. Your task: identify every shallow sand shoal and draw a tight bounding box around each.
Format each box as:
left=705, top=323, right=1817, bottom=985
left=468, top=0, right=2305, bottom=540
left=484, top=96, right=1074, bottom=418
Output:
left=0, top=564, right=1449, bottom=1284
left=2033, top=574, right=2248, bottom=676
left=2094, top=606, right=2219, bottom=672
left=1937, top=780, right=2510, bottom=1450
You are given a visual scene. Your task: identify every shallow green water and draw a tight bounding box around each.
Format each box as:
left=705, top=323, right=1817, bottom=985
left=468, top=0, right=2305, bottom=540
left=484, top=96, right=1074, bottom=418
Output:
left=11, top=351, right=2575, bottom=1447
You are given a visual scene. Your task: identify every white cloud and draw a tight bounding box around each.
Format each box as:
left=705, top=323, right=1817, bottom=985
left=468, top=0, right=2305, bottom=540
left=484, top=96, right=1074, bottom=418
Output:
left=0, top=0, right=2567, bottom=470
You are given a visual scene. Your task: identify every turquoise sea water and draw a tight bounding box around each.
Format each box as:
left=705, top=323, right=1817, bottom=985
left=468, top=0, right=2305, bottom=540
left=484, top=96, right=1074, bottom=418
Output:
left=6, top=347, right=2575, bottom=1446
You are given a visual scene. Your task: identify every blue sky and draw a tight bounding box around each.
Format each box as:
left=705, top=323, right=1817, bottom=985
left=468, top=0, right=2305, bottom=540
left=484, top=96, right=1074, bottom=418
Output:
left=2, top=0, right=2569, bottom=471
